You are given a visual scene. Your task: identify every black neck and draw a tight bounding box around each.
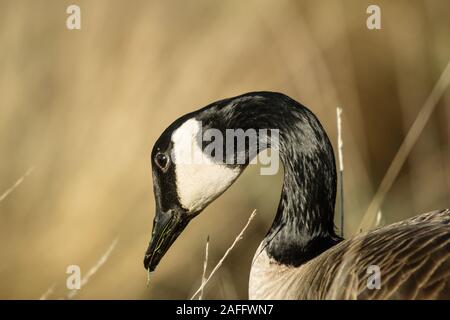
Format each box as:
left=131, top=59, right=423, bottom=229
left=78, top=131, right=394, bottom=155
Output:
left=265, top=130, right=342, bottom=266
left=200, top=92, right=342, bottom=267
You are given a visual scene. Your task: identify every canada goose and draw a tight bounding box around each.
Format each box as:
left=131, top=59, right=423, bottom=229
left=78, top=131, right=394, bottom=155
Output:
left=143, top=91, right=450, bottom=299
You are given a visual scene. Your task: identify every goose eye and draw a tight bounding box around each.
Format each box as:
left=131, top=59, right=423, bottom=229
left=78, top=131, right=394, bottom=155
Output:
left=155, top=153, right=170, bottom=171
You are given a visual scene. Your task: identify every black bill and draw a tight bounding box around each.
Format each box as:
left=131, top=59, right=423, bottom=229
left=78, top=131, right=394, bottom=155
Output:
left=143, top=208, right=189, bottom=272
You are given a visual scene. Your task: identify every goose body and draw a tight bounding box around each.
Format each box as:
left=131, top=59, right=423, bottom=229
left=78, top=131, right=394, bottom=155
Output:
left=143, top=91, right=450, bottom=300
left=250, top=209, right=450, bottom=299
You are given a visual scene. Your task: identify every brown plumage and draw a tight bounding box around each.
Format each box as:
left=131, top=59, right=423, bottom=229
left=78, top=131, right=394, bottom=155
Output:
left=250, top=209, right=450, bottom=299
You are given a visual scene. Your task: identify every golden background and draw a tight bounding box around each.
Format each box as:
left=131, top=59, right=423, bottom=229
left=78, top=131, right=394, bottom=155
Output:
left=0, top=0, right=449, bottom=299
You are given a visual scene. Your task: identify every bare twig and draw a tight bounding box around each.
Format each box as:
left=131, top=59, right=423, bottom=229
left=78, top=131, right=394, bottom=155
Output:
left=67, top=237, right=119, bottom=299
left=190, top=210, right=257, bottom=300
left=0, top=167, right=35, bottom=203
left=198, top=235, right=210, bottom=300
left=359, top=60, right=450, bottom=231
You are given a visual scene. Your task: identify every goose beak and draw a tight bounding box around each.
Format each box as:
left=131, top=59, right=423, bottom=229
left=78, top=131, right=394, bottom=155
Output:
left=144, top=207, right=189, bottom=272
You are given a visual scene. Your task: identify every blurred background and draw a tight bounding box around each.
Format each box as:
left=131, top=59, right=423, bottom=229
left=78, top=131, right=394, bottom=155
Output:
left=0, top=0, right=449, bottom=299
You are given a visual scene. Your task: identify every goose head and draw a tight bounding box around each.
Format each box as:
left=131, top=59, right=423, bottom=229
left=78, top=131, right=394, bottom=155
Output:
left=144, top=116, right=246, bottom=272
left=144, top=91, right=338, bottom=272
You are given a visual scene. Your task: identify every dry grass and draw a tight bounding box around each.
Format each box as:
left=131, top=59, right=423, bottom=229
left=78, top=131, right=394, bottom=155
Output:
left=359, top=59, right=450, bottom=231
left=336, top=107, right=344, bottom=237
left=190, top=210, right=257, bottom=300
left=0, top=0, right=449, bottom=299
left=0, top=167, right=34, bottom=204
left=67, top=238, right=119, bottom=299
left=198, top=235, right=209, bottom=300
left=39, top=284, right=56, bottom=300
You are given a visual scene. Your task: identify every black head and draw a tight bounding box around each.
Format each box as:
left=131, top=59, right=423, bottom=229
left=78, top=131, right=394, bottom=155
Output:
left=143, top=108, right=247, bottom=271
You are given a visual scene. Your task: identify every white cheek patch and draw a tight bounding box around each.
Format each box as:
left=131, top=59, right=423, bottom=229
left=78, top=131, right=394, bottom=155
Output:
left=171, top=118, right=241, bottom=212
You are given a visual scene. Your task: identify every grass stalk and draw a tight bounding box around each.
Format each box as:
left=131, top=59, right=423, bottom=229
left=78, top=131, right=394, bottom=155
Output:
left=190, top=210, right=256, bottom=300
left=359, top=60, right=450, bottom=231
